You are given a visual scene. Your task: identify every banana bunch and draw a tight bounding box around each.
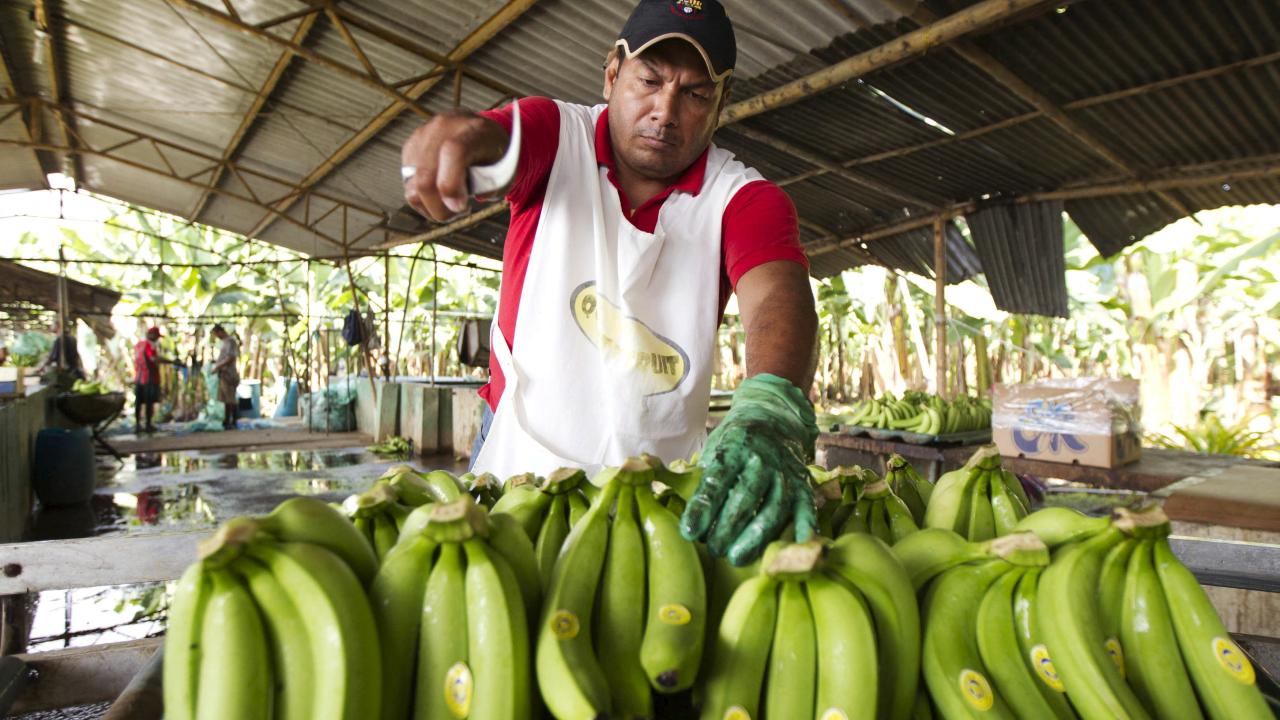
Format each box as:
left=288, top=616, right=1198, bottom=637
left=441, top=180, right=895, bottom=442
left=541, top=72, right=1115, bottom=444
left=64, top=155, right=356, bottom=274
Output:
left=830, top=479, right=920, bottom=546
left=700, top=534, right=920, bottom=720
left=810, top=464, right=875, bottom=536
left=367, top=435, right=412, bottom=455
left=370, top=495, right=540, bottom=720
left=71, top=378, right=108, bottom=395
left=341, top=481, right=415, bottom=561
left=536, top=456, right=707, bottom=720
left=923, top=445, right=1031, bottom=541
left=460, top=471, right=503, bottom=507
left=918, top=531, right=1053, bottom=719
left=164, top=497, right=383, bottom=720
left=490, top=466, right=597, bottom=591
left=378, top=464, right=466, bottom=505
left=884, top=453, right=932, bottom=523
left=1012, top=505, right=1271, bottom=720
left=844, top=392, right=992, bottom=435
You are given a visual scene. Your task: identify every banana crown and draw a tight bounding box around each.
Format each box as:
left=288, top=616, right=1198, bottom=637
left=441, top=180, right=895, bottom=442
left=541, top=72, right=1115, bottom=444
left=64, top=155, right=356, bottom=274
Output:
left=418, top=496, right=491, bottom=543
left=1112, top=504, right=1172, bottom=539
left=197, top=516, right=263, bottom=566
left=763, top=540, right=827, bottom=580
left=342, top=481, right=401, bottom=518
left=985, top=532, right=1051, bottom=567
left=544, top=467, right=588, bottom=494
left=503, top=472, right=540, bottom=493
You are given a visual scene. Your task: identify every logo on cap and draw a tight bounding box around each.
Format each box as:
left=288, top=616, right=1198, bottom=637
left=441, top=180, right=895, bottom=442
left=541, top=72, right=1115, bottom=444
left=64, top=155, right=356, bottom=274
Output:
left=672, top=0, right=703, bottom=16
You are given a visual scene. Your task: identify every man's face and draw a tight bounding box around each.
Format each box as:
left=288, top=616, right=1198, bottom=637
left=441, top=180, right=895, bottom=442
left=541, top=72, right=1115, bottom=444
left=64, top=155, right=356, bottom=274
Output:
left=603, top=39, right=726, bottom=183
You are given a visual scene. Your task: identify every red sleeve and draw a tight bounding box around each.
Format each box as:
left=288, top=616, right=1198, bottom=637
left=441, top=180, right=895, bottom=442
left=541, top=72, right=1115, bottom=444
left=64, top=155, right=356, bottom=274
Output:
left=478, top=97, right=560, bottom=206
left=721, top=180, right=808, bottom=293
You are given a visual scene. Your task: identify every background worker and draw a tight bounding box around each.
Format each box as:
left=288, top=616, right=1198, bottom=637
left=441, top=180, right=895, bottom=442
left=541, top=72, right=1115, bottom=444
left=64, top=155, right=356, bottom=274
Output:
left=210, top=324, right=240, bottom=430
left=401, top=0, right=818, bottom=565
left=133, top=326, right=181, bottom=433
left=34, top=320, right=86, bottom=381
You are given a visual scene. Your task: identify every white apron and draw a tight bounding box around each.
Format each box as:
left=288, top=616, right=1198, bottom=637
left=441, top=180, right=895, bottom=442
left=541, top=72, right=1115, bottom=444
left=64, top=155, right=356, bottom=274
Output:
left=472, top=102, right=763, bottom=479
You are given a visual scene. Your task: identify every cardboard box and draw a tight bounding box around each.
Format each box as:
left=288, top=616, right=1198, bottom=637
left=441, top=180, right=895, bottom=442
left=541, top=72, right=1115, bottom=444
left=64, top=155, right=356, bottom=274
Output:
left=993, top=378, right=1142, bottom=469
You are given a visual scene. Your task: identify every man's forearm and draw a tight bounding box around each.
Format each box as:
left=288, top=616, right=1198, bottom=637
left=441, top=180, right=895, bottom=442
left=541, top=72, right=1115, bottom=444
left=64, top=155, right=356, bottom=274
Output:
left=736, top=261, right=818, bottom=391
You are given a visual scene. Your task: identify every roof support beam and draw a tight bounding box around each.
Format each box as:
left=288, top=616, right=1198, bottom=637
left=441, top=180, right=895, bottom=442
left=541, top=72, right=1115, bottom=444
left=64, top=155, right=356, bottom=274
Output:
left=245, top=0, right=537, bottom=240
left=896, top=1, right=1198, bottom=220
left=773, top=49, right=1280, bottom=188
left=717, top=0, right=1057, bottom=126
left=0, top=37, right=46, bottom=179
left=807, top=159, right=1280, bottom=257
left=163, top=0, right=432, bottom=119
left=33, top=0, right=84, bottom=183
left=187, top=11, right=320, bottom=220
left=376, top=201, right=510, bottom=249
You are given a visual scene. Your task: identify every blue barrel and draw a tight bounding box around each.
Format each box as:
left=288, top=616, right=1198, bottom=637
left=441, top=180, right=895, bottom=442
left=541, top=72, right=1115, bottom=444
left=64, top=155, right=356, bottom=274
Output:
left=33, top=427, right=96, bottom=506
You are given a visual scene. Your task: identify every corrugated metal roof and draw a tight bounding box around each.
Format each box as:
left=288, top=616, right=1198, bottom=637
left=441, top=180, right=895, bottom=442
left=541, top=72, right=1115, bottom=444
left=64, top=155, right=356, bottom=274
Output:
left=1, top=0, right=1278, bottom=313
left=967, top=201, right=1068, bottom=317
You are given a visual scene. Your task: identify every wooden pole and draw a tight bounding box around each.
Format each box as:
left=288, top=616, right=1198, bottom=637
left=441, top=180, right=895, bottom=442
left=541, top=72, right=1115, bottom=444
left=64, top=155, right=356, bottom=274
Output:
left=717, top=0, right=1055, bottom=126
left=933, top=217, right=947, bottom=399
left=376, top=201, right=509, bottom=249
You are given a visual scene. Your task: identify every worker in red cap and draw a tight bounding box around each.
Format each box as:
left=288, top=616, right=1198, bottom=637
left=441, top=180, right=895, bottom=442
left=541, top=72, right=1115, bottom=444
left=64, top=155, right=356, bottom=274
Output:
left=133, top=326, right=180, bottom=434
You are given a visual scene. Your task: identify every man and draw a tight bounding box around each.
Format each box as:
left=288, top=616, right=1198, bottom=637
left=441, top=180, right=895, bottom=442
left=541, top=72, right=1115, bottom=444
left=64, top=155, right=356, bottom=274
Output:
left=402, top=0, right=818, bottom=566
left=35, top=320, right=85, bottom=381
left=133, top=326, right=180, bottom=433
left=210, top=324, right=240, bottom=430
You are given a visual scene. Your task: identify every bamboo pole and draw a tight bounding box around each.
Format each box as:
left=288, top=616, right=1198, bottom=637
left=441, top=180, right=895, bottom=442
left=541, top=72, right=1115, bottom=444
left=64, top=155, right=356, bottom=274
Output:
left=933, top=217, right=947, bottom=399
left=717, top=0, right=1055, bottom=126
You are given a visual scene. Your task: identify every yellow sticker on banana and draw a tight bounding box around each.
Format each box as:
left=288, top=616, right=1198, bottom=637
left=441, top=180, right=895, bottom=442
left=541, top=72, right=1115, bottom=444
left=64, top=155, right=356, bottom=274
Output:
left=658, top=603, right=692, bottom=626
left=550, top=610, right=580, bottom=640
left=1029, top=644, right=1065, bottom=692
left=820, top=710, right=849, bottom=720
left=1212, top=636, right=1255, bottom=684
left=722, top=706, right=751, bottom=720
left=959, top=669, right=994, bottom=711
left=1104, top=637, right=1126, bottom=680
left=444, top=662, right=472, bottom=718
left=570, top=282, right=689, bottom=396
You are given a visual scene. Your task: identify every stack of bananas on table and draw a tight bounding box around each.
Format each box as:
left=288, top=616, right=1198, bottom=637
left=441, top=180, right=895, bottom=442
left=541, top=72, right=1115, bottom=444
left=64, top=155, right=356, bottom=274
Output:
left=535, top=456, right=707, bottom=720
left=164, top=496, right=382, bottom=720
left=924, top=444, right=1032, bottom=541
left=842, top=391, right=992, bottom=435
left=700, top=534, right=920, bottom=720
left=909, top=504, right=1271, bottom=720
left=162, top=451, right=1272, bottom=720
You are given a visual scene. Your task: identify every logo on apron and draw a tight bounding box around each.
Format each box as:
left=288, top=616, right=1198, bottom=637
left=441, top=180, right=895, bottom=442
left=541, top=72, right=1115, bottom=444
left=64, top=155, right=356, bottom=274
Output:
left=570, top=281, right=689, bottom=396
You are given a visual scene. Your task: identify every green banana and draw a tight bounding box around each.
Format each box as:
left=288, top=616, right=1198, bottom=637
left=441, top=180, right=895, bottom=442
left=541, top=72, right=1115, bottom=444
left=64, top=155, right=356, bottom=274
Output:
left=536, top=494, right=572, bottom=592
left=1121, top=540, right=1203, bottom=720
left=245, top=541, right=382, bottom=720
left=369, top=533, right=437, bottom=720
left=698, top=574, right=777, bottom=720
left=1012, top=507, right=1111, bottom=549
left=976, top=567, right=1065, bottom=719
left=595, top=486, right=653, bottom=719
left=492, top=484, right=553, bottom=541
left=986, top=470, right=1022, bottom=536
left=882, top=491, right=919, bottom=545
left=1010, top=570, right=1076, bottom=719
left=567, top=490, right=590, bottom=527
left=195, top=569, right=272, bottom=720
left=923, top=466, right=976, bottom=538
left=869, top=495, right=893, bottom=545
left=809, top=572, right=878, bottom=720
left=536, top=482, right=620, bottom=720
left=464, top=538, right=532, bottom=720
left=423, top=469, right=466, bottom=502
left=637, top=486, right=707, bottom=693
left=1036, top=528, right=1150, bottom=719
left=257, top=496, right=379, bottom=586
left=827, top=532, right=920, bottom=720
left=231, top=554, right=315, bottom=720
left=965, top=471, right=996, bottom=541
left=1097, top=537, right=1139, bottom=676
left=372, top=513, right=400, bottom=561
left=765, top=580, right=817, bottom=720
left=163, top=561, right=210, bottom=720
left=485, top=510, right=542, bottom=626
left=997, top=470, right=1031, bottom=516
left=922, top=560, right=1017, bottom=720
left=892, top=528, right=992, bottom=590
left=416, top=542, right=470, bottom=720
left=1153, top=537, right=1270, bottom=719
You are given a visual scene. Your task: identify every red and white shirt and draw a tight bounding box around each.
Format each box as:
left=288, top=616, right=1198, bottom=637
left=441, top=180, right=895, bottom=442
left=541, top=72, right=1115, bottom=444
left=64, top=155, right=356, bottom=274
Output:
left=476, top=97, right=807, bottom=410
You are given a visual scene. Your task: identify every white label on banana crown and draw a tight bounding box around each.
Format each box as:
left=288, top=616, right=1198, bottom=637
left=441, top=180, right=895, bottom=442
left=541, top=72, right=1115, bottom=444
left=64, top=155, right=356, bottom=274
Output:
left=1104, top=637, right=1126, bottom=680
left=550, top=610, right=581, bottom=640
left=959, top=669, right=995, bottom=711
left=1029, top=644, right=1065, bottom=692
left=658, top=603, right=692, bottom=625
left=820, top=710, right=849, bottom=720
left=722, top=706, right=751, bottom=720
left=1212, top=636, right=1256, bottom=684
left=444, top=662, right=472, bottom=718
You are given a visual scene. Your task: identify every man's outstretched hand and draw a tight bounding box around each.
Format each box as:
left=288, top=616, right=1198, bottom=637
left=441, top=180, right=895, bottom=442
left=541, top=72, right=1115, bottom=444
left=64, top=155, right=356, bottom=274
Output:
left=679, top=374, right=819, bottom=566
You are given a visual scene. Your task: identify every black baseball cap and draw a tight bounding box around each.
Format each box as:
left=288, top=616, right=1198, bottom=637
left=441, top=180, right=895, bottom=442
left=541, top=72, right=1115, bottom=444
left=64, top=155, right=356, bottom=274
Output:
left=616, top=0, right=737, bottom=83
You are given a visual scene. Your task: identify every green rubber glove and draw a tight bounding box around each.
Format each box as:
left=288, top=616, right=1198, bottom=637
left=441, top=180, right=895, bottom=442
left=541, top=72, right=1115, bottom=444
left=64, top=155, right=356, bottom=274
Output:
left=680, top=373, right=819, bottom=566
